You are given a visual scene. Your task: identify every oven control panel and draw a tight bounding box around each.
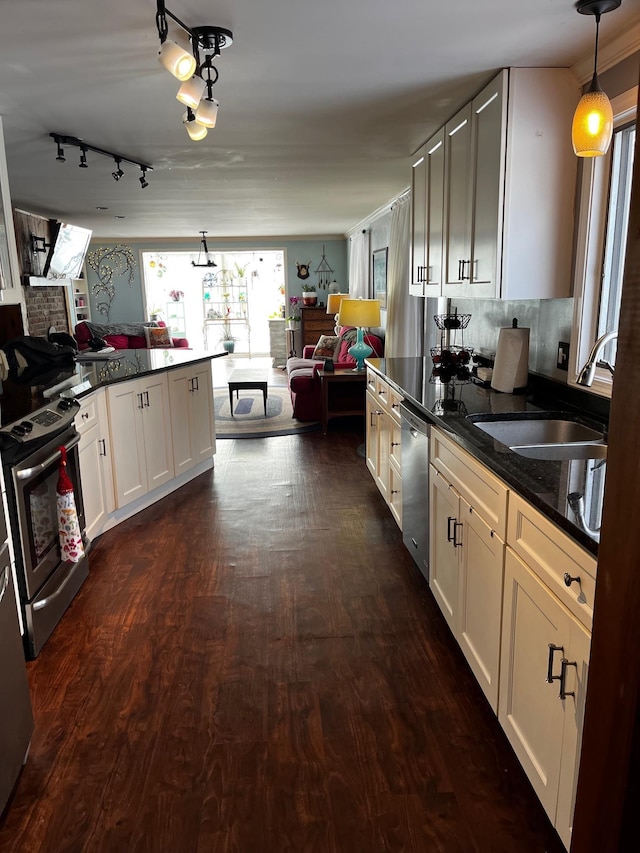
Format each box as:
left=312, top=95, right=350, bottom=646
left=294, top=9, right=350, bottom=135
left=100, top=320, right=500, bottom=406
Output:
left=0, top=398, right=80, bottom=444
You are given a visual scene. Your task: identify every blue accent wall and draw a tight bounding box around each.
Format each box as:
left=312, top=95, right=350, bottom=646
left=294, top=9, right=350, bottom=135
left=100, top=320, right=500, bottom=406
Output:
left=84, top=237, right=347, bottom=324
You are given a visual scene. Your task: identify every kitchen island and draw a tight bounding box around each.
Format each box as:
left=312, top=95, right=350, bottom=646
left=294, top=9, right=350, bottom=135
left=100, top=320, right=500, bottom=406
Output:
left=60, top=349, right=227, bottom=540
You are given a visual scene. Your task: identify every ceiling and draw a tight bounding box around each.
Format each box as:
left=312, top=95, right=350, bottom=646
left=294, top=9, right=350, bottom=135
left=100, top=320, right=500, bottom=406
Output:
left=0, top=0, right=636, bottom=240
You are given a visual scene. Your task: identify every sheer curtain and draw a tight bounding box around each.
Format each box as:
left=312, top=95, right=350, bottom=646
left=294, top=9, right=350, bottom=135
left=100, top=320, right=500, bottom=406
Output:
left=348, top=230, right=371, bottom=298
left=385, top=192, right=422, bottom=357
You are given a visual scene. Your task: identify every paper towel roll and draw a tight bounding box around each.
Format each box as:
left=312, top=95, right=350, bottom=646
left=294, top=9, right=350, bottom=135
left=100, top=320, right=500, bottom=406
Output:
left=491, top=323, right=529, bottom=393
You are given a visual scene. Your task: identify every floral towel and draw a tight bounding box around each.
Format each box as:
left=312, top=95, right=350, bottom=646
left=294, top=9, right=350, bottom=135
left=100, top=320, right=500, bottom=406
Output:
left=57, top=446, right=85, bottom=564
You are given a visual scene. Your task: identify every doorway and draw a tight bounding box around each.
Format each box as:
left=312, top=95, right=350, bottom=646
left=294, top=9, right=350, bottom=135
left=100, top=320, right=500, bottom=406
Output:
left=142, top=250, right=286, bottom=355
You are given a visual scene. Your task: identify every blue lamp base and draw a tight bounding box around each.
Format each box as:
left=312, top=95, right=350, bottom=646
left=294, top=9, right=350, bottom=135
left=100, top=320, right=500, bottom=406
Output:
left=348, top=327, right=373, bottom=372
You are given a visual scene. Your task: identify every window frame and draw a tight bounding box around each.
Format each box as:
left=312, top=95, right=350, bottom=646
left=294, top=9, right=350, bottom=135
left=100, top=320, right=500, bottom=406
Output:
left=569, top=86, right=638, bottom=397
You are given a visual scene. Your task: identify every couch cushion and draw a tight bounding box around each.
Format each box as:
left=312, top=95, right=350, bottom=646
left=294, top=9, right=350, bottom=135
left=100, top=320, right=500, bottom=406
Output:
left=145, top=326, right=174, bottom=348
left=104, top=334, right=129, bottom=349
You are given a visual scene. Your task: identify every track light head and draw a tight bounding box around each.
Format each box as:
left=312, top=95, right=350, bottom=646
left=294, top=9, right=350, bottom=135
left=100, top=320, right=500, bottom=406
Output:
left=139, top=167, right=149, bottom=189
left=158, top=39, right=197, bottom=81
left=79, top=147, right=88, bottom=168
left=183, top=108, right=208, bottom=141
left=112, top=159, right=124, bottom=181
left=56, top=141, right=65, bottom=162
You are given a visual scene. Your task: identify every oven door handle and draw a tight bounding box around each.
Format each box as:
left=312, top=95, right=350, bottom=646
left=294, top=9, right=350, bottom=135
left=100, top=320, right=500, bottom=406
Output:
left=32, top=559, right=82, bottom=612
left=15, top=432, right=81, bottom=481
left=0, top=566, right=8, bottom=604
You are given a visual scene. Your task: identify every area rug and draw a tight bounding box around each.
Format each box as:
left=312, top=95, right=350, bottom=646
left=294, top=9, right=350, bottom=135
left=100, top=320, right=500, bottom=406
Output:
left=214, top=385, right=320, bottom=439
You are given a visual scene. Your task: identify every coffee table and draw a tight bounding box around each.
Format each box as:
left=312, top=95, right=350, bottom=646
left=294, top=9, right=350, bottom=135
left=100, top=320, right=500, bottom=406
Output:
left=228, top=369, right=269, bottom=416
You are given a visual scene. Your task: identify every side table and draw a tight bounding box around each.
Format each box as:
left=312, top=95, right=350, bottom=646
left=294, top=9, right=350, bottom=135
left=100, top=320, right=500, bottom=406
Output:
left=318, top=369, right=367, bottom=434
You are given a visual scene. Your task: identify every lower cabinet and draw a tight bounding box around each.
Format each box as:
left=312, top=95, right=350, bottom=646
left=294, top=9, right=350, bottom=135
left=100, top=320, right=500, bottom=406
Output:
left=167, top=362, right=215, bottom=476
left=76, top=389, right=115, bottom=541
left=107, top=372, right=174, bottom=509
left=429, top=463, right=505, bottom=712
left=429, top=426, right=594, bottom=850
left=365, top=369, right=403, bottom=528
left=499, top=547, right=590, bottom=851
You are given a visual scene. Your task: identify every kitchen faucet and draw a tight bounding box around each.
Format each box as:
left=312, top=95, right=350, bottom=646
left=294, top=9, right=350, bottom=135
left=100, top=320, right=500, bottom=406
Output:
left=576, top=330, right=617, bottom=387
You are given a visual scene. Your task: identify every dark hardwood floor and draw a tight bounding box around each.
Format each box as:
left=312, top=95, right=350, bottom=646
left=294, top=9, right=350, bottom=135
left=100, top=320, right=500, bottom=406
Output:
left=0, top=419, right=566, bottom=852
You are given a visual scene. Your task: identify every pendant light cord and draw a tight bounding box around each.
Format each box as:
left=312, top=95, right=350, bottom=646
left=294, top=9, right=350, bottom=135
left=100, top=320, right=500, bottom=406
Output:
left=593, top=12, right=601, bottom=80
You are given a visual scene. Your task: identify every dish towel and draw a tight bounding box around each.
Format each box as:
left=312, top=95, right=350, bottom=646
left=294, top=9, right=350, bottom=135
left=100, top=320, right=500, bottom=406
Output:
left=57, top=446, right=85, bottom=563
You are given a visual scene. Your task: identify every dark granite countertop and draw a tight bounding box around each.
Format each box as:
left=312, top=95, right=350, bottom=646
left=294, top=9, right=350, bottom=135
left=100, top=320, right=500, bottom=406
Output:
left=367, top=357, right=607, bottom=557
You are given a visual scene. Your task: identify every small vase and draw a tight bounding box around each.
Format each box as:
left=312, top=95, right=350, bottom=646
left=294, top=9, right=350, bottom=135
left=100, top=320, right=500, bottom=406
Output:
left=222, top=340, right=235, bottom=353
left=302, top=294, right=317, bottom=306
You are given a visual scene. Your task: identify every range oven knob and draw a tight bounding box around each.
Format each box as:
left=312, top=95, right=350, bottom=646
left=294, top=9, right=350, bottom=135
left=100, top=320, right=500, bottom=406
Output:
left=11, top=425, right=27, bottom=436
left=57, top=399, right=74, bottom=411
left=19, top=421, right=34, bottom=432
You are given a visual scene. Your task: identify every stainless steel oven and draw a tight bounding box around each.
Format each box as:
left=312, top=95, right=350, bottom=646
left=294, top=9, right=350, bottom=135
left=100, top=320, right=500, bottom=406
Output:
left=1, top=401, right=89, bottom=658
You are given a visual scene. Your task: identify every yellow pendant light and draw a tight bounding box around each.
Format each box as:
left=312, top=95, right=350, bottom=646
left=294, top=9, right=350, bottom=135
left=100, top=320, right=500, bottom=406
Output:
left=572, top=0, right=621, bottom=158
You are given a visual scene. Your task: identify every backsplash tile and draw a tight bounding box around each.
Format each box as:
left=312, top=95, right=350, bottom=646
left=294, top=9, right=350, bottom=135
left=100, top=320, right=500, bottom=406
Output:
left=425, top=297, right=574, bottom=383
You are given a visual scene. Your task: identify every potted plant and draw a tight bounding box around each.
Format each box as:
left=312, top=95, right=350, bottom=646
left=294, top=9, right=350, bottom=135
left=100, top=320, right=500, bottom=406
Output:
left=286, top=296, right=301, bottom=329
left=301, top=283, right=317, bottom=306
left=220, top=322, right=236, bottom=353
left=168, top=289, right=184, bottom=302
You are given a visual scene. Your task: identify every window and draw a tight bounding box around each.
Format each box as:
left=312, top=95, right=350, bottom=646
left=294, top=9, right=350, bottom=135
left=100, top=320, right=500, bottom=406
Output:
left=571, top=87, right=637, bottom=396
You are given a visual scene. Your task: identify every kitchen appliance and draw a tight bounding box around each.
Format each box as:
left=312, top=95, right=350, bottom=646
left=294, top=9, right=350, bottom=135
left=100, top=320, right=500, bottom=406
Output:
left=401, top=402, right=430, bottom=582
left=0, top=367, right=89, bottom=658
left=0, top=502, right=34, bottom=815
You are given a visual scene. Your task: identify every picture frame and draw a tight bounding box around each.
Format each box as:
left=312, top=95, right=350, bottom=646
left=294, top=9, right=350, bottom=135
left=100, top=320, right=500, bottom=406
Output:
left=372, top=247, right=388, bottom=310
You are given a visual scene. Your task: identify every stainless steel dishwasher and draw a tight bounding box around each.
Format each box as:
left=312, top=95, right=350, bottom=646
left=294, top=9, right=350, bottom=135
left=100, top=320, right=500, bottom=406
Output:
left=400, top=403, right=430, bottom=582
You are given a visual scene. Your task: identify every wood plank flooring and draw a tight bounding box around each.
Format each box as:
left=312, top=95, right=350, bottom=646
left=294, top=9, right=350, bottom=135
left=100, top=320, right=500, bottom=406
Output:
left=0, top=412, right=566, bottom=852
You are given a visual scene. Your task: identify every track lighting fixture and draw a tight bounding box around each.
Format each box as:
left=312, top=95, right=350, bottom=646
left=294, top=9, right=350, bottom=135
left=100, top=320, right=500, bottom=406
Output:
left=139, top=167, right=149, bottom=189
left=155, top=1, right=232, bottom=140
left=191, top=231, right=217, bottom=267
left=572, top=0, right=621, bottom=157
left=183, top=108, right=208, bottom=141
left=112, top=159, right=125, bottom=181
left=50, top=134, right=152, bottom=188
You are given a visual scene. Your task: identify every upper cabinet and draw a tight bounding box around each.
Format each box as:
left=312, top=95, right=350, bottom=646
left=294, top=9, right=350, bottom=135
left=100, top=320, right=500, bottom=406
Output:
left=411, top=68, right=579, bottom=300
left=410, top=128, right=445, bottom=297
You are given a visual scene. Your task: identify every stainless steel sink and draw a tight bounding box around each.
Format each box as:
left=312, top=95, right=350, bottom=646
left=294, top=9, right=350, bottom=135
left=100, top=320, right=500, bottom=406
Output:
left=470, top=416, right=607, bottom=461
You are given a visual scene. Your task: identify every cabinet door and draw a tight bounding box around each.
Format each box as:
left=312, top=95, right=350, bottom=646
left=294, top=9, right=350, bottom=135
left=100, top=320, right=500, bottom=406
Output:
left=168, top=367, right=195, bottom=476
left=443, top=103, right=472, bottom=290
left=457, top=497, right=505, bottom=713
left=469, top=75, right=506, bottom=292
left=499, top=547, right=571, bottom=821
left=429, top=466, right=460, bottom=634
left=555, top=615, right=590, bottom=851
left=78, top=392, right=114, bottom=540
left=141, top=373, right=174, bottom=491
left=376, top=410, right=391, bottom=503
left=107, top=380, right=147, bottom=509
left=190, top=363, right=216, bottom=462
left=424, top=128, right=445, bottom=297
left=365, top=391, right=379, bottom=480
left=410, top=144, right=427, bottom=295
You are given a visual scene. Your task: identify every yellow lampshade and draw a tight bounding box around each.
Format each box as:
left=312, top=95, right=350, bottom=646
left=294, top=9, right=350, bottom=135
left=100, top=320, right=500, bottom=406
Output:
left=338, top=298, right=381, bottom=329
left=572, top=87, right=613, bottom=157
left=326, top=293, right=349, bottom=314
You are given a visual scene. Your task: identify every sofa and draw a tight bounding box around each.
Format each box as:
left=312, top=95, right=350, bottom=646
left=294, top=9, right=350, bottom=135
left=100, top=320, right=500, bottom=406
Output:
left=74, top=320, right=189, bottom=350
left=286, top=326, right=383, bottom=421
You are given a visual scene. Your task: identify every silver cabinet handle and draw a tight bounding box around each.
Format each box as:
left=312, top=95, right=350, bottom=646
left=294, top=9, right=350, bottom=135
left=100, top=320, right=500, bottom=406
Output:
left=99, top=438, right=107, bottom=457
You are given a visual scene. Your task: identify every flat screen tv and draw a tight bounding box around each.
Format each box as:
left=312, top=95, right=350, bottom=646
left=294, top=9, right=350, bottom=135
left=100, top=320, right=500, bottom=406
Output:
left=42, top=222, right=92, bottom=281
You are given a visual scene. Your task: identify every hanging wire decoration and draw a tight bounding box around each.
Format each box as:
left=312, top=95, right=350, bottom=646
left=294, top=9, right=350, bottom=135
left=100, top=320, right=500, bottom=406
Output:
left=86, top=244, right=137, bottom=320
left=314, top=245, right=334, bottom=290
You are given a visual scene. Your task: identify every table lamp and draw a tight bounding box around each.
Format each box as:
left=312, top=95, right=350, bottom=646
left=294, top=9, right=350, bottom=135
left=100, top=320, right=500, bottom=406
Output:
left=326, top=292, right=349, bottom=332
left=337, top=298, right=381, bottom=371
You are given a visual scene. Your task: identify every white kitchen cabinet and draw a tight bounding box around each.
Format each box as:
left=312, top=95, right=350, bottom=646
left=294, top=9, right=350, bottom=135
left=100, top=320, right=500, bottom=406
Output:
left=429, top=458, right=505, bottom=712
left=499, top=547, right=590, bottom=850
left=107, top=373, right=174, bottom=509
left=410, top=128, right=445, bottom=297
left=76, top=390, right=115, bottom=541
left=435, top=67, right=578, bottom=300
left=168, top=362, right=216, bottom=477
left=365, top=369, right=403, bottom=528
